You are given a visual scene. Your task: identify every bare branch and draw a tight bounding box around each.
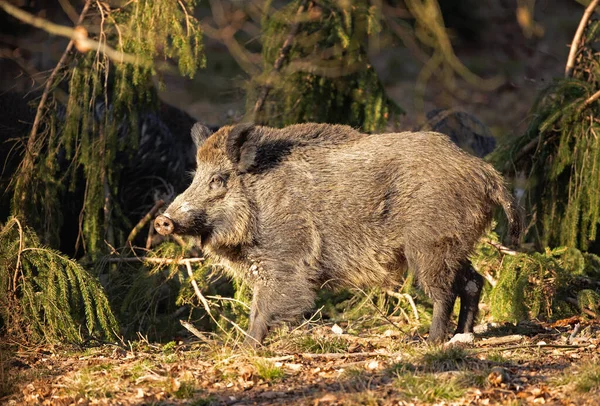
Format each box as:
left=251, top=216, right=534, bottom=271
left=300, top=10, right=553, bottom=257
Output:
left=583, top=88, right=600, bottom=107
left=180, top=320, right=210, bottom=341
left=386, top=290, right=419, bottom=321
left=127, top=200, right=165, bottom=244
left=206, top=0, right=260, bottom=76
left=106, top=257, right=205, bottom=265
left=484, top=239, right=518, bottom=256
left=565, top=0, right=600, bottom=77
left=183, top=259, right=258, bottom=345
left=0, top=2, right=147, bottom=65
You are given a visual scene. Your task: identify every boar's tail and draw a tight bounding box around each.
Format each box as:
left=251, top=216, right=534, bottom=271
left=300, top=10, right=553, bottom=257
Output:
left=488, top=170, right=523, bottom=246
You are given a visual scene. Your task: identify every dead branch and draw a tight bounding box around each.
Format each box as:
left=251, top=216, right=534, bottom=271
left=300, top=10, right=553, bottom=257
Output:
left=205, top=295, right=251, bottom=310
left=106, top=256, right=205, bottom=265
left=0, top=2, right=147, bottom=65
left=206, top=0, right=260, bottom=76
left=484, top=239, right=518, bottom=256
left=481, top=271, right=498, bottom=288
left=568, top=323, right=581, bottom=344
left=11, top=218, right=25, bottom=293
left=183, top=260, right=258, bottom=345
left=145, top=221, right=155, bottom=250
left=565, top=0, right=600, bottom=77
left=383, top=5, right=429, bottom=65
left=252, top=0, right=309, bottom=120
left=566, top=297, right=598, bottom=318
left=583, top=88, right=600, bottom=107
left=386, top=290, right=419, bottom=321
left=127, top=200, right=164, bottom=244
left=265, top=350, right=396, bottom=363
left=180, top=320, right=210, bottom=341
left=475, top=343, right=589, bottom=353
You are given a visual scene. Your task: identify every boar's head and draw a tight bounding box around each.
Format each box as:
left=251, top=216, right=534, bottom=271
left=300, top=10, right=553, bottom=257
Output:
left=154, top=123, right=257, bottom=247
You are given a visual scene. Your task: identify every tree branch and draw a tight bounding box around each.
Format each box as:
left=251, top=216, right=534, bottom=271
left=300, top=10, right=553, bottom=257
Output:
left=565, top=0, right=600, bottom=77
left=252, top=0, right=309, bottom=120
left=127, top=200, right=164, bottom=244
left=0, top=2, right=146, bottom=65
left=3, top=0, right=93, bottom=214
left=106, top=256, right=205, bottom=265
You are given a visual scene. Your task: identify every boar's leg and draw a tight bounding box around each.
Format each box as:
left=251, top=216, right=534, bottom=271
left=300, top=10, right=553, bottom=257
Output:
left=455, top=262, right=484, bottom=334
left=428, top=293, right=457, bottom=343
left=245, top=288, right=270, bottom=347
left=407, top=247, right=458, bottom=343
left=244, top=276, right=317, bottom=348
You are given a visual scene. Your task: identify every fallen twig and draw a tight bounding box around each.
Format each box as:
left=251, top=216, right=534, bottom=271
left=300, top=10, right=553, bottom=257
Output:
left=386, top=291, right=419, bottom=321
left=475, top=343, right=589, bottom=353
left=145, top=220, right=155, bottom=250
left=127, top=200, right=164, bottom=244
left=565, top=0, right=600, bottom=77
left=265, top=350, right=396, bottom=363
left=568, top=323, right=582, bottom=344
left=180, top=320, right=210, bottom=341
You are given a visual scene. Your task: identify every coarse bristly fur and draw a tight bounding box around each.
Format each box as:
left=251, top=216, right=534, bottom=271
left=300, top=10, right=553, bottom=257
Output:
left=155, top=122, right=520, bottom=346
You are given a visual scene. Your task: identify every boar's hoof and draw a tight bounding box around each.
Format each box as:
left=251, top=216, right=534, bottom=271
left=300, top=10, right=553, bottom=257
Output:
left=154, top=215, right=175, bottom=235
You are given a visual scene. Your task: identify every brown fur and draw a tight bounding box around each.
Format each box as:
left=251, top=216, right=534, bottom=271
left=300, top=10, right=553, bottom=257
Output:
left=156, top=122, right=519, bottom=345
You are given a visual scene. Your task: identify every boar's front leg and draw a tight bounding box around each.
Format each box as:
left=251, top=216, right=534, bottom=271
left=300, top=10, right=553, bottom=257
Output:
left=243, top=267, right=317, bottom=348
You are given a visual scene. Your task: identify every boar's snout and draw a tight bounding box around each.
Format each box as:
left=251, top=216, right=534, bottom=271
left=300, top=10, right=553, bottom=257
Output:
left=154, top=215, right=175, bottom=236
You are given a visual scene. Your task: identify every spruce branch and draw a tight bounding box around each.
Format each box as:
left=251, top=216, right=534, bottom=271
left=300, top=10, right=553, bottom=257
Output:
left=5, top=0, right=92, bottom=215
left=252, top=0, right=310, bottom=120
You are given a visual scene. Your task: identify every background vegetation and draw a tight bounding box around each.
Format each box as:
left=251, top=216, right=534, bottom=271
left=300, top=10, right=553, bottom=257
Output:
left=0, top=0, right=598, bottom=361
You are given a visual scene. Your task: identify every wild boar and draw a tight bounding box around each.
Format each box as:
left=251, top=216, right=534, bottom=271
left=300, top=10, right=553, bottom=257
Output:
left=154, top=123, right=519, bottom=346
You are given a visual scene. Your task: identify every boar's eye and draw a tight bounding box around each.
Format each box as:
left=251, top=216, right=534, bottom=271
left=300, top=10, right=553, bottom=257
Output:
left=209, top=174, right=227, bottom=190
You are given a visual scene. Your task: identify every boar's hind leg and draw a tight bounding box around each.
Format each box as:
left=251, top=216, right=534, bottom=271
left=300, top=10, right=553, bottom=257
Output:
left=455, top=262, right=484, bottom=334
left=407, top=249, right=458, bottom=343
left=244, top=279, right=317, bottom=348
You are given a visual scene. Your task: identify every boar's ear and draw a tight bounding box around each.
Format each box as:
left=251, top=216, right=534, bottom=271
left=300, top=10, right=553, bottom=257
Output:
left=191, top=123, right=212, bottom=149
left=226, top=123, right=257, bottom=173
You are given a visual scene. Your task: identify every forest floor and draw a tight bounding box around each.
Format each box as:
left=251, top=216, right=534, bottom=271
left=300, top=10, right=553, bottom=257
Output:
left=1, top=317, right=599, bottom=405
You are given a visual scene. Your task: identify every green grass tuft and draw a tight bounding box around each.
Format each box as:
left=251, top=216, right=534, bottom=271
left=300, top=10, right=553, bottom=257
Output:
left=421, top=346, right=470, bottom=371
left=292, top=335, right=349, bottom=354
left=252, top=360, right=285, bottom=382
left=572, top=362, right=600, bottom=393
left=395, top=372, right=465, bottom=403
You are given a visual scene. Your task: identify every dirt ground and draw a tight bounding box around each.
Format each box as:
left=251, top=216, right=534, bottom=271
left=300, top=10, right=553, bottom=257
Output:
left=2, top=317, right=599, bottom=405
